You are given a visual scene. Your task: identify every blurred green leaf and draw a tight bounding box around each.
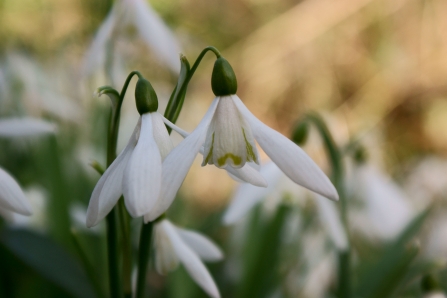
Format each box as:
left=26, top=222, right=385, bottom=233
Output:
left=0, top=228, right=97, bottom=298
left=354, top=209, right=430, bottom=298
left=238, top=204, right=291, bottom=298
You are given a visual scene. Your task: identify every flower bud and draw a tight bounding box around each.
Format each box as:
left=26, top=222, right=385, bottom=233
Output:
left=135, top=77, right=158, bottom=115
left=292, top=122, right=309, bottom=145
left=211, top=57, right=238, bottom=96
left=353, top=146, right=368, bottom=164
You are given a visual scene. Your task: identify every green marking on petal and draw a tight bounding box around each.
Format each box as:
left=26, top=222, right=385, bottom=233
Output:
left=203, top=133, right=215, bottom=165
left=242, top=128, right=257, bottom=163
left=217, top=154, right=242, bottom=167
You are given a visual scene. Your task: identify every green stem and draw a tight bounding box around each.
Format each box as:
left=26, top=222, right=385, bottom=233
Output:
left=301, top=113, right=350, bottom=298
left=104, top=71, right=141, bottom=298
left=188, top=46, right=221, bottom=77
left=135, top=222, right=154, bottom=298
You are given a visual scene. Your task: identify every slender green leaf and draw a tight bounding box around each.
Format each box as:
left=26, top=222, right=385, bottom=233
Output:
left=0, top=228, right=97, bottom=298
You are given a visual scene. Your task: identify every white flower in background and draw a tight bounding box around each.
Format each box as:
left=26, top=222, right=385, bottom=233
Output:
left=0, top=118, right=56, bottom=137
left=86, top=111, right=172, bottom=227
left=424, top=293, right=447, bottom=298
left=145, top=57, right=338, bottom=221
left=83, top=0, right=181, bottom=76
left=404, top=157, right=447, bottom=205
left=223, top=161, right=348, bottom=251
left=0, top=117, right=55, bottom=221
left=5, top=54, right=82, bottom=123
left=154, top=219, right=223, bottom=298
left=0, top=167, right=33, bottom=219
left=346, top=162, right=415, bottom=241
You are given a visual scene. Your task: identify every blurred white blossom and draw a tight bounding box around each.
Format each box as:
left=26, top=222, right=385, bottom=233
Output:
left=83, top=0, right=181, bottom=79
left=154, top=219, right=223, bottom=298
left=224, top=161, right=348, bottom=251
left=347, top=162, right=415, bottom=241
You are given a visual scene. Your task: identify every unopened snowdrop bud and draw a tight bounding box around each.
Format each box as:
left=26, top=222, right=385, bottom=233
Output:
left=353, top=145, right=368, bottom=165
left=292, top=122, right=309, bottom=145
left=211, top=57, right=237, bottom=96
left=135, top=77, right=158, bottom=115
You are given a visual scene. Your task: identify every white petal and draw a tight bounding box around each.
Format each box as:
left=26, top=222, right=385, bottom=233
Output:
left=123, top=113, right=162, bottom=217
left=82, top=4, right=118, bottom=76
left=162, top=220, right=220, bottom=298
left=86, top=121, right=139, bottom=227
left=153, top=221, right=179, bottom=275
left=0, top=118, right=56, bottom=137
left=315, top=194, right=348, bottom=251
left=131, top=0, right=181, bottom=73
left=232, top=95, right=338, bottom=201
left=163, top=117, right=267, bottom=187
left=176, top=227, right=224, bottom=262
left=145, top=98, right=219, bottom=222
left=224, top=165, right=267, bottom=187
left=223, top=162, right=282, bottom=225
left=0, top=167, right=32, bottom=215
left=152, top=112, right=174, bottom=161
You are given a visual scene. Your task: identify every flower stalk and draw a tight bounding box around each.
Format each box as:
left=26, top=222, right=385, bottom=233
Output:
left=294, top=112, right=351, bottom=298
left=103, top=70, right=142, bottom=298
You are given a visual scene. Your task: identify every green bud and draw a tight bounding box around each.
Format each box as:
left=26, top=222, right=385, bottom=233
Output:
left=292, top=122, right=309, bottom=145
left=211, top=57, right=238, bottom=96
left=135, top=77, right=158, bottom=114
left=421, top=274, right=440, bottom=294
left=353, top=146, right=368, bottom=164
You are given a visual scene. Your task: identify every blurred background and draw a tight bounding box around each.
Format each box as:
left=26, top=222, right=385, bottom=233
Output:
left=0, top=0, right=447, bottom=297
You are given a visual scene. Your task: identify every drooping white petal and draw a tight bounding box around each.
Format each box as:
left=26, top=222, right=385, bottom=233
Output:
left=176, top=227, right=224, bottom=262
left=223, top=162, right=282, bottom=225
left=154, top=221, right=179, bottom=275
left=123, top=113, right=162, bottom=217
left=145, top=98, right=219, bottom=222
left=0, top=167, right=32, bottom=216
left=152, top=112, right=174, bottom=161
left=202, top=96, right=259, bottom=169
left=161, top=220, right=221, bottom=298
left=131, top=0, right=181, bottom=73
left=86, top=121, right=140, bottom=227
left=163, top=116, right=267, bottom=187
left=232, top=95, right=338, bottom=201
left=315, top=194, right=348, bottom=251
left=0, top=118, right=56, bottom=137
left=82, top=4, right=118, bottom=76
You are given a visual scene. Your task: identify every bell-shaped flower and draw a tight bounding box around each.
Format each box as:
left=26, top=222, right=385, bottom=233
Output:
left=86, top=78, right=173, bottom=227
left=145, top=56, right=338, bottom=221
left=83, top=0, right=181, bottom=77
left=153, top=219, right=223, bottom=298
left=0, top=117, right=56, bottom=220
left=346, top=160, right=415, bottom=241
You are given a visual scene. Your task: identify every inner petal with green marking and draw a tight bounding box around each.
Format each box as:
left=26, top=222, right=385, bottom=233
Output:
left=202, top=96, right=259, bottom=169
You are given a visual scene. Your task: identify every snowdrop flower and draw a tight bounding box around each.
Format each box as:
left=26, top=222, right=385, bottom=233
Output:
left=145, top=56, right=338, bottom=221
left=154, top=219, right=223, bottom=298
left=0, top=167, right=33, bottom=219
left=86, top=78, right=173, bottom=227
left=346, top=161, right=415, bottom=241
left=83, top=0, right=181, bottom=76
left=0, top=117, right=56, bottom=220
left=224, top=161, right=348, bottom=251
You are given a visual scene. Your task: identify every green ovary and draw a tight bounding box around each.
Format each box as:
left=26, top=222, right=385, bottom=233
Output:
left=217, top=154, right=242, bottom=167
